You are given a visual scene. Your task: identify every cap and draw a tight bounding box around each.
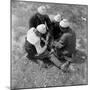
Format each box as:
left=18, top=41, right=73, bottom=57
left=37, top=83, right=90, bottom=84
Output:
left=36, top=24, right=46, bottom=34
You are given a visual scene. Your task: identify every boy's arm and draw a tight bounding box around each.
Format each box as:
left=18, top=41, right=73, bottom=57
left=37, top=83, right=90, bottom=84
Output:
left=54, top=33, right=70, bottom=48
left=35, top=40, right=47, bottom=55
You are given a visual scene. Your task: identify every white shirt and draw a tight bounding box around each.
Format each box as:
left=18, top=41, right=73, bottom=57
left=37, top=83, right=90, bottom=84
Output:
left=27, top=28, right=47, bottom=55
left=27, top=28, right=40, bottom=45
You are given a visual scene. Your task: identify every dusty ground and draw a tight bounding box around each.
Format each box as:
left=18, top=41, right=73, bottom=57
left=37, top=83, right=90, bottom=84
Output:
left=11, top=1, right=88, bottom=89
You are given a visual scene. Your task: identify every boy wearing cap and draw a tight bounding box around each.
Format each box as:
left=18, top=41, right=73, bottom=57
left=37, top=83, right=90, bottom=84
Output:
left=29, top=6, right=52, bottom=32
left=53, top=19, right=76, bottom=71
left=51, top=14, right=62, bottom=40
left=25, top=24, right=50, bottom=61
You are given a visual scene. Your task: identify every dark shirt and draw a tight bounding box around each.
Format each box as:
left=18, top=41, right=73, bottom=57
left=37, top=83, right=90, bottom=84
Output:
left=29, top=13, right=52, bottom=31
left=56, top=27, right=76, bottom=56
left=51, top=21, right=62, bottom=40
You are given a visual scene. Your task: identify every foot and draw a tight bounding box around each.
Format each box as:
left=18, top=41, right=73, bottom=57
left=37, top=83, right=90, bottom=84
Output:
left=60, top=61, right=71, bottom=73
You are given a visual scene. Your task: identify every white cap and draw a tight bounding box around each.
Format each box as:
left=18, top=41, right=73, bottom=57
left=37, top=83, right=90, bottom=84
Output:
left=59, top=19, right=70, bottom=28
left=36, top=24, right=46, bottom=34
left=54, top=14, right=61, bottom=22
left=37, top=6, right=47, bottom=15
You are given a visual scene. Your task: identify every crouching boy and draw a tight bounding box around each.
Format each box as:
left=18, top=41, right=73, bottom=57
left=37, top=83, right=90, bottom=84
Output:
left=25, top=24, right=50, bottom=61
left=53, top=19, right=76, bottom=72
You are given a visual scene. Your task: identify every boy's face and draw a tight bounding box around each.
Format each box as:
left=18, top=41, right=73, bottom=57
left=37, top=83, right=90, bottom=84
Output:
left=60, top=26, right=68, bottom=32
left=35, top=30, right=42, bottom=37
left=39, top=7, right=47, bottom=15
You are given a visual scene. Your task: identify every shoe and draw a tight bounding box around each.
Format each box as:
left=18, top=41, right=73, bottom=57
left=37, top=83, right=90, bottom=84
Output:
left=60, top=61, right=71, bottom=73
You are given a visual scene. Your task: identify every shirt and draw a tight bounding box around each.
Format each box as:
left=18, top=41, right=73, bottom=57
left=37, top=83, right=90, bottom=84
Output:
left=55, top=27, right=76, bottom=55
left=27, top=28, right=40, bottom=45
left=27, top=28, right=47, bottom=55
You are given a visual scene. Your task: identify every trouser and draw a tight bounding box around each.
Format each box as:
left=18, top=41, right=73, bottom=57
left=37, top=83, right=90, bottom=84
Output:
left=54, top=48, right=73, bottom=63
left=24, top=38, right=51, bottom=60
left=24, top=39, right=37, bottom=60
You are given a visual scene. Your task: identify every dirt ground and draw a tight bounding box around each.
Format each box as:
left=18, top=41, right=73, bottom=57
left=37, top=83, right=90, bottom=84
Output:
left=11, top=1, right=88, bottom=89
